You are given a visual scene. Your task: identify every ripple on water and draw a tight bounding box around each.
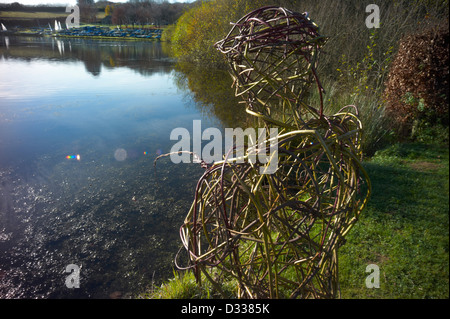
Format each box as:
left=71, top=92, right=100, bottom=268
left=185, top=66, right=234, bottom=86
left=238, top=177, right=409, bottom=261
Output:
left=0, top=158, right=203, bottom=298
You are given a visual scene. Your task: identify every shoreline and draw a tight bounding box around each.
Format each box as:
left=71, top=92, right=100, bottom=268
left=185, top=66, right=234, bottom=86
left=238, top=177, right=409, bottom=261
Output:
left=1, top=26, right=163, bottom=41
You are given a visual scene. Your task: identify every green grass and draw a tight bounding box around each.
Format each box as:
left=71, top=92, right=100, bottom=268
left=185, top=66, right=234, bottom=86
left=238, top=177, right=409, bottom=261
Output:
left=142, top=142, right=449, bottom=299
left=0, top=11, right=66, bottom=19
left=0, top=10, right=105, bottom=20
left=138, top=270, right=237, bottom=299
left=339, top=142, right=449, bottom=299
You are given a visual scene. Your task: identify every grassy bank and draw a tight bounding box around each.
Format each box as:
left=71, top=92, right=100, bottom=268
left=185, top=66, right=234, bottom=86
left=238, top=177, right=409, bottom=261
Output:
left=164, top=0, right=448, bottom=152
left=141, top=141, right=449, bottom=299
left=149, top=0, right=448, bottom=298
left=0, top=10, right=106, bottom=20
left=339, top=142, right=449, bottom=298
left=0, top=11, right=67, bottom=19
left=166, top=0, right=448, bottom=71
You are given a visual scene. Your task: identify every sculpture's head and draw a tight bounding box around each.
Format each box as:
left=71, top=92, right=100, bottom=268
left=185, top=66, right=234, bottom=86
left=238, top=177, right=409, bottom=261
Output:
left=215, top=6, right=327, bottom=123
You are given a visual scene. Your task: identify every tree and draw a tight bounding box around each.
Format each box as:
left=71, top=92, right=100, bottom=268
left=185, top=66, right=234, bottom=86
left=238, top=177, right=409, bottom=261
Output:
left=136, top=3, right=152, bottom=27
left=111, top=5, right=127, bottom=26
left=111, top=1, right=190, bottom=28
left=124, top=3, right=138, bottom=27
left=10, top=2, right=24, bottom=11
left=105, top=4, right=112, bottom=16
left=77, top=0, right=97, bottom=23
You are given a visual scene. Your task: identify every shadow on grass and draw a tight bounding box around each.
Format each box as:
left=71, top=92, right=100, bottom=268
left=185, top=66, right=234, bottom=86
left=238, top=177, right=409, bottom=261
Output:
left=339, top=142, right=449, bottom=299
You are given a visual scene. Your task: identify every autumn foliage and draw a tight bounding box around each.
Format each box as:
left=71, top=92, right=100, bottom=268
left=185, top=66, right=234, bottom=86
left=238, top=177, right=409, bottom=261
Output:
left=383, top=23, right=449, bottom=137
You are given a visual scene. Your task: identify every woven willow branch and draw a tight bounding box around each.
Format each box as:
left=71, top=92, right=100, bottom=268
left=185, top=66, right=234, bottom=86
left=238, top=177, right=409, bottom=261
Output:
left=215, top=6, right=327, bottom=125
left=175, top=6, right=371, bottom=299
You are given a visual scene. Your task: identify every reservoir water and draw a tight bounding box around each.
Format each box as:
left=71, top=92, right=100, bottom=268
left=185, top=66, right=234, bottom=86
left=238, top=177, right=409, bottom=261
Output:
left=0, top=35, right=243, bottom=298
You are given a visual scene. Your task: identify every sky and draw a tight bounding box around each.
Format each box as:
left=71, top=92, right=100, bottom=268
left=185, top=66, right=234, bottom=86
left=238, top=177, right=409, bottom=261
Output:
left=0, top=0, right=193, bottom=5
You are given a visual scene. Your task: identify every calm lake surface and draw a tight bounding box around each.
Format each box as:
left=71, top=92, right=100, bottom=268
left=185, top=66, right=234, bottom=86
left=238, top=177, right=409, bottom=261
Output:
left=0, top=35, right=243, bottom=298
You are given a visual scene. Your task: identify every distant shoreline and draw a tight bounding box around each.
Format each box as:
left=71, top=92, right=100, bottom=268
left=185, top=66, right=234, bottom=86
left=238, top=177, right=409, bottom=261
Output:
left=1, top=26, right=163, bottom=41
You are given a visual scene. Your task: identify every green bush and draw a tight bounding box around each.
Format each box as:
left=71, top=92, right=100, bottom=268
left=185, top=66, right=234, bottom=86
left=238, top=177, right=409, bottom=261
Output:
left=169, top=0, right=268, bottom=67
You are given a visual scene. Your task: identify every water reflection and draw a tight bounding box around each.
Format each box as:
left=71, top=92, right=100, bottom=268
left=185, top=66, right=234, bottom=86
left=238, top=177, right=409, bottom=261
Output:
left=0, top=37, right=209, bottom=299
left=0, top=36, right=173, bottom=77
left=172, top=62, right=251, bottom=129
left=0, top=35, right=254, bottom=299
